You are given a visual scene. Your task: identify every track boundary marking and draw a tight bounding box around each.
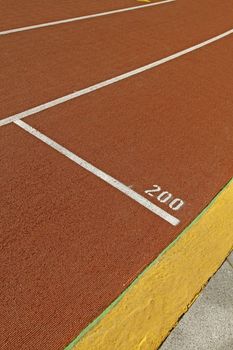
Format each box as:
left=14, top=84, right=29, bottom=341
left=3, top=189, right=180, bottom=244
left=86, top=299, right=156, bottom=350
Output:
left=1, top=28, right=233, bottom=127
left=14, top=119, right=180, bottom=226
left=0, top=0, right=175, bottom=36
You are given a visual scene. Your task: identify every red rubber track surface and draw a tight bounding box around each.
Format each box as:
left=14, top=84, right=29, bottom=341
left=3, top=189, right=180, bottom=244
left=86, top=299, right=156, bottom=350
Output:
left=0, top=0, right=233, bottom=349
left=1, top=123, right=178, bottom=350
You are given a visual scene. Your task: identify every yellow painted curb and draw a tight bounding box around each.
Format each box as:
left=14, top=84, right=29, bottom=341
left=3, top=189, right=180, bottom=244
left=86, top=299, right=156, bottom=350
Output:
left=72, top=181, right=233, bottom=350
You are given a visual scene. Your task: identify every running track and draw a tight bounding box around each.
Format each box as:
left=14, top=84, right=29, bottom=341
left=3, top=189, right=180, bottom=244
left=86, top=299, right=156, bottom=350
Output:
left=0, top=0, right=233, bottom=349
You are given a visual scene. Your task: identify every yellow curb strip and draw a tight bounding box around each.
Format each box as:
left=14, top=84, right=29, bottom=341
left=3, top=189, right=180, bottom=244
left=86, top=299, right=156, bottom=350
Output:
left=74, top=181, right=233, bottom=350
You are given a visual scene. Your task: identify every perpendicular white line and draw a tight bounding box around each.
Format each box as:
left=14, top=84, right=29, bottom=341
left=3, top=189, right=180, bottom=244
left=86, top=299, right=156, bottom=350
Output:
left=1, top=28, right=233, bottom=128
left=0, top=0, right=175, bottom=36
left=14, top=119, right=180, bottom=226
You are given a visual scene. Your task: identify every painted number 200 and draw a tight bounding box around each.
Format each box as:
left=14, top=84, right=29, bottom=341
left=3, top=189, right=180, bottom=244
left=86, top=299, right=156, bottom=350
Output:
left=145, top=185, right=185, bottom=211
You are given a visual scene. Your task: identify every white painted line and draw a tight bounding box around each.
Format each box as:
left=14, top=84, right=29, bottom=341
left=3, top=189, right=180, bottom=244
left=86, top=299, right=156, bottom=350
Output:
left=1, top=28, right=233, bottom=127
left=0, top=0, right=175, bottom=36
left=14, top=119, right=180, bottom=226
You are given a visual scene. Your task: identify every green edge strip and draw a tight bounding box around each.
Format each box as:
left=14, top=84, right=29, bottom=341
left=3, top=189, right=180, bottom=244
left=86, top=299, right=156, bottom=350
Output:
left=64, top=177, right=233, bottom=350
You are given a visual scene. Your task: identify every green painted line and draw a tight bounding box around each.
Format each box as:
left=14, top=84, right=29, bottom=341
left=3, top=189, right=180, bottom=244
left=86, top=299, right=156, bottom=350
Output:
left=64, top=177, right=233, bottom=350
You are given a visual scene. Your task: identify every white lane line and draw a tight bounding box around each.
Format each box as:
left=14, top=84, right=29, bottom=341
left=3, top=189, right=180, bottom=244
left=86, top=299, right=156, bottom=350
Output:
left=1, top=28, right=233, bottom=128
left=0, top=0, right=175, bottom=36
left=14, top=119, right=180, bottom=226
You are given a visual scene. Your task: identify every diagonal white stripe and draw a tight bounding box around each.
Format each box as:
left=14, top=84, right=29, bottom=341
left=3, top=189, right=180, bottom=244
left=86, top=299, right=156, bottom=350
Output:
left=14, top=119, right=180, bottom=226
